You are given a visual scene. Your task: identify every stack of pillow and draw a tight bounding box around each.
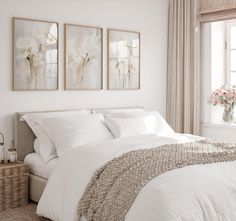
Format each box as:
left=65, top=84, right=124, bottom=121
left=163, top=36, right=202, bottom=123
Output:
left=22, top=108, right=175, bottom=162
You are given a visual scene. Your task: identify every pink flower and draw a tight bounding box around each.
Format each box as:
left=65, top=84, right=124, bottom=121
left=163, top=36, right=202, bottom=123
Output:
left=210, top=85, right=236, bottom=108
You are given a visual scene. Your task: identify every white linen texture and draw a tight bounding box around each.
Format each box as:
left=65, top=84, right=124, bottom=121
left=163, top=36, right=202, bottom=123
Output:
left=40, top=114, right=114, bottom=156
left=37, top=133, right=236, bottom=221
left=105, top=111, right=175, bottom=138
left=33, top=139, right=40, bottom=154
left=22, top=110, right=90, bottom=162
left=24, top=153, right=58, bottom=179
left=105, top=117, right=146, bottom=138
left=93, top=108, right=144, bottom=117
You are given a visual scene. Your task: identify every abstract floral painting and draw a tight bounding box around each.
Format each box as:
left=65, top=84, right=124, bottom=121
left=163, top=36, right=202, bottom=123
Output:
left=108, top=29, right=140, bottom=90
left=65, top=24, right=103, bottom=90
left=13, top=18, right=58, bottom=90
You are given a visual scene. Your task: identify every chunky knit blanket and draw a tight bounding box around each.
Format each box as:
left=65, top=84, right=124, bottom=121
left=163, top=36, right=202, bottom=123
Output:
left=78, top=139, right=236, bottom=221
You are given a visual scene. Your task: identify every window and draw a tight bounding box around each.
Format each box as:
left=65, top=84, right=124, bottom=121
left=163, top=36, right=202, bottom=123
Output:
left=226, top=20, right=236, bottom=85
left=201, top=20, right=236, bottom=124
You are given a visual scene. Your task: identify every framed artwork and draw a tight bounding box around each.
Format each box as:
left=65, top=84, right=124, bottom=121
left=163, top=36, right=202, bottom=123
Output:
left=65, top=24, right=103, bottom=90
left=13, top=17, right=59, bottom=90
left=108, top=29, right=140, bottom=90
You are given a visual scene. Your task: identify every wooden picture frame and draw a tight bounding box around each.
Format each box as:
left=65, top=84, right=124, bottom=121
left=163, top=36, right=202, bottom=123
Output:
left=64, top=23, right=103, bottom=90
left=107, top=29, right=140, bottom=90
left=13, top=17, right=59, bottom=91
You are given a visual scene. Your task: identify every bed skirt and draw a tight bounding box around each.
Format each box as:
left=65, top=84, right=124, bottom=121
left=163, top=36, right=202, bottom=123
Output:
left=29, top=174, right=47, bottom=203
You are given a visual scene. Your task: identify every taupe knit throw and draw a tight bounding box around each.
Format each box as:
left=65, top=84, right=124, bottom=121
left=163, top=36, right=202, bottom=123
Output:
left=78, top=139, right=236, bottom=221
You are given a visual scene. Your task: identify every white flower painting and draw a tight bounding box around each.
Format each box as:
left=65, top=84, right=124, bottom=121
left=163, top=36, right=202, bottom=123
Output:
left=108, top=29, right=140, bottom=90
left=65, top=24, right=102, bottom=90
left=13, top=18, right=58, bottom=90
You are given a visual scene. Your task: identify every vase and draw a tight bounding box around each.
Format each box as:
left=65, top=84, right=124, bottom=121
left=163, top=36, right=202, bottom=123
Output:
left=223, top=106, right=234, bottom=122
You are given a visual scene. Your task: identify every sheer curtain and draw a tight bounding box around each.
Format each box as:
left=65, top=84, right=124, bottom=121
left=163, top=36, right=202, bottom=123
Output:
left=166, top=0, right=201, bottom=134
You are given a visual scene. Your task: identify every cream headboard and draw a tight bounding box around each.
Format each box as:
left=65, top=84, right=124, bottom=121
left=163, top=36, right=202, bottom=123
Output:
left=14, top=107, right=143, bottom=161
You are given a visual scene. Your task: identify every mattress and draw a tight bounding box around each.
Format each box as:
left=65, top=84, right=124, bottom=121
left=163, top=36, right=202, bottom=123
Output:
left=24, top=153, right=58, bottom=179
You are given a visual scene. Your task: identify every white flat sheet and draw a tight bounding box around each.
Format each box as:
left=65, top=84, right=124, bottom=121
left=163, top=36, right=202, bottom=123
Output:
left=24, top=153, right=58, bottom=179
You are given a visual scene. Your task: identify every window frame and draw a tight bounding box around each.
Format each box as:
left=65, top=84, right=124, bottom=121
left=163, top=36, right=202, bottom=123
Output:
left=226, top=20, right=236, bottom=85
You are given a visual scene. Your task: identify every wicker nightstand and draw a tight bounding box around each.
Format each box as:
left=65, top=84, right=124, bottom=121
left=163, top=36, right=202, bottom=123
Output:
left=0, top=162, right=28, bottom=212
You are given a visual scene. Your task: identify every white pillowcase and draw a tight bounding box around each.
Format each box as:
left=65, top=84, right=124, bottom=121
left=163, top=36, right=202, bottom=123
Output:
left=33, top=139, right=40, bottom=154
left=40, top=114, right=114, bottom=156
left=93, top=108, right=144, bottom=117
left=22, top=110, right=90, bottom=162
left=105, top=111, right=175, bottom=138
left=105, top=118, right=147, bottom=138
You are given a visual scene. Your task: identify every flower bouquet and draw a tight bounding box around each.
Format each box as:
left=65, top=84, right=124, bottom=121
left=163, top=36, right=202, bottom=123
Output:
left=209, top=85, right=236, bottom=122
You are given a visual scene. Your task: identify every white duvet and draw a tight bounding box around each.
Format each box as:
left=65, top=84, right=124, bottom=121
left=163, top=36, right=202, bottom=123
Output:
left=37, top=134, right=236, bottom=221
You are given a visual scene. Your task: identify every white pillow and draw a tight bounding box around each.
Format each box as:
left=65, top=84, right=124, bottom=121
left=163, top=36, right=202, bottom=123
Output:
left=105, top=111, right=175, bottom=138
left=22, top=110, right=91, bottom=124
left=105, top=118, right=147, bottom=138
left=33, top=139, right=40, bottom=154
left=22, top=110, right=90, bottom=162
left=40, top=114, right=114, bottom=156
left=93, top=108, right=144, bottom=117
left=24, top=116, right=57, bottom=162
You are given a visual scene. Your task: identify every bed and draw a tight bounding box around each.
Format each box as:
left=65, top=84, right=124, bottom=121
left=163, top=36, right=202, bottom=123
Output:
left=14, top=107, right=143, bottom=203
left=14, top=108, right=236, bottom=221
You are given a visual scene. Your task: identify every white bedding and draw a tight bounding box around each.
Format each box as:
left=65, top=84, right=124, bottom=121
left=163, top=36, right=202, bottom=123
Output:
left=24, top=153, right=58, bottom=179
left=37, top=134, right=236, bottom=221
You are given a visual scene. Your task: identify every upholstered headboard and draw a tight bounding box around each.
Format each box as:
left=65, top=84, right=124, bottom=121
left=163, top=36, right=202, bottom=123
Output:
left=14, top=107, right=143, bottom=161
left=15, top=112, right=36, bottom=161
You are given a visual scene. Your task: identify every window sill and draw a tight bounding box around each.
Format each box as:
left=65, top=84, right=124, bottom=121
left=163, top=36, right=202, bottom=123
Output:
left=201, top=122, right=236, bottom=143
left=201, top=122, right=236, bottom=130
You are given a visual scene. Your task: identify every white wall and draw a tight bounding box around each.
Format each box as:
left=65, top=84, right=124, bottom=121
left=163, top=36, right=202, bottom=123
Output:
left=0, top=0, right=169, bottom=148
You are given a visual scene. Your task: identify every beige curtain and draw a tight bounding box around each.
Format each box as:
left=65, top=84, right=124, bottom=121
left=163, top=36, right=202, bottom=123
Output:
left=200, top=0, right=236, bottom=22
left=166, top=0, right=201, bottom=135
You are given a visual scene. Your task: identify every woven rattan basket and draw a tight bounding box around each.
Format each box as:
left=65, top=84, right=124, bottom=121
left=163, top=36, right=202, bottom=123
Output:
left=0, top=162, right=28, bottom=212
